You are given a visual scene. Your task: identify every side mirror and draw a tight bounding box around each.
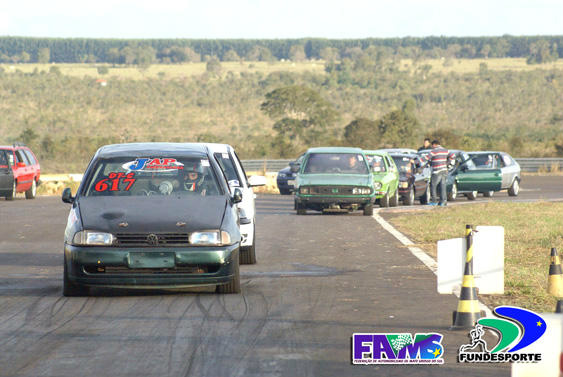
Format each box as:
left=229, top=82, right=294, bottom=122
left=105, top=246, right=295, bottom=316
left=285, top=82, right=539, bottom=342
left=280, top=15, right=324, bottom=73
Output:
left=248, top=175, right=267, bottom=187
left=16, top=162, right=26, bottom=168
left=232, top=188, right=243, bottom=204
left=289, top=162, right=300, bottom=173
left=62, top=187, right=74, bottom=204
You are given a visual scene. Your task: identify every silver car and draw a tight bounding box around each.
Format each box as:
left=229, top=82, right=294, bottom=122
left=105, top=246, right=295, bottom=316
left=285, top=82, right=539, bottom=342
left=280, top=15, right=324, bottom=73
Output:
left=468, top=151, right=521, bottom=197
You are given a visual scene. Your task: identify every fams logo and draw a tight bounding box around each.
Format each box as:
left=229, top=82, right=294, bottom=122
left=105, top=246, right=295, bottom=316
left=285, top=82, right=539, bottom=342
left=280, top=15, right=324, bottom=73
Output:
left=352, top=333, right=444, bottom=364
left=458, top=306, right=546, bottom=363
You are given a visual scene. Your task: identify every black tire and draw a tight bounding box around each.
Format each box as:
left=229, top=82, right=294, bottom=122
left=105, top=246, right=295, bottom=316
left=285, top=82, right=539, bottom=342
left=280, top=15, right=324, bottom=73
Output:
left=419, top=184, right=430, bottom=204
left=379, top=192, right=390, bottom=208
left=447, top=182, right=457, bottom=202
left=466, top=191, right=477, bottom=200
left=404, top=187, right=415, bottom=206
left=25, top=179, right=37, bottom=199
left=63, top=256, right=89, bottom=297
left=508, top=179, right=519, bottom=196
left=279, top=188, right=290, bottom=195
left=483, top=191, right=494, bottom=198
left=5, top=180, right=15, bottom=201
left=216, top=252, right=240, bottom=294
left=363, top=203, right=373, bottom=216
left=389, top=189, right=399, bottom=207
left=297, top=208, right=307, bottom=215
left=240, top=224, right=257, bottom=265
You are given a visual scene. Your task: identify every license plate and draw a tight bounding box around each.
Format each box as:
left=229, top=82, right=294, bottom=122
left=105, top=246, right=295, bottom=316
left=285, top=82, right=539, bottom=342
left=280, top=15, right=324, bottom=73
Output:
left=128, top=252, right=175, bottom=268
left=287, top=180, right=295, bottom=186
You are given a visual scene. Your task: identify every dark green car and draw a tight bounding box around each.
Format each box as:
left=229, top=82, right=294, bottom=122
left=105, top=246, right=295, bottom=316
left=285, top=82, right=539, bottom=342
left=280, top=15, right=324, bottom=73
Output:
left=293, top=147, right=376, bottom=216
left=61, top=143, right=243, bottom=296
left=446, top=150, right=502, bottom=201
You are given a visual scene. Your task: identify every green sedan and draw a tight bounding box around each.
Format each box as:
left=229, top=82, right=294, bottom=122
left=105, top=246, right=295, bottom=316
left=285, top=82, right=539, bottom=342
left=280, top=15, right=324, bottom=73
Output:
left=363, top=151, right=400, bottom=207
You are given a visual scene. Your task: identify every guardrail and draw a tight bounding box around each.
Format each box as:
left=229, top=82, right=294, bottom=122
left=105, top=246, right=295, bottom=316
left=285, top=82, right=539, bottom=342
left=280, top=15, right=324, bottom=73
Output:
left=241, top=158, right=563, bottom=173
left=39, top=158, right=563, bottom=183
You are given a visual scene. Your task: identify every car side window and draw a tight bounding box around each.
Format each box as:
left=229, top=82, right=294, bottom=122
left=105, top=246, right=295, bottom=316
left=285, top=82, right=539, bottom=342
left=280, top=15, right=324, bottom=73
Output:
left=214, top=152, right=240, bottom=187
left=501, top=154, right=512, bottom=167
left=23, top=150, right=37, bottom=165
left=0, top=150, right=8, bottom=167
left=15, top=150, right=30, bottom=165
left=232, top=151, right=250, bottom=187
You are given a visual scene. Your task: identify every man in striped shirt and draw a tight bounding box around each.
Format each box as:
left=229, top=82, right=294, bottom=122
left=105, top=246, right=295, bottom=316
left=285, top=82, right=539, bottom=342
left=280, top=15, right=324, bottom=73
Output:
left=417, top=140, right=455, bottom=206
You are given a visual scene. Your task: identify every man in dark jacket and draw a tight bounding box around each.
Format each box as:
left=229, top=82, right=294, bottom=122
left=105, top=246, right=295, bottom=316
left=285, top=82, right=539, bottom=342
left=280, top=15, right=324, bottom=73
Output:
left=417, top=140, right=455, bottom=206
left=417, top=138, right=431, bottom=152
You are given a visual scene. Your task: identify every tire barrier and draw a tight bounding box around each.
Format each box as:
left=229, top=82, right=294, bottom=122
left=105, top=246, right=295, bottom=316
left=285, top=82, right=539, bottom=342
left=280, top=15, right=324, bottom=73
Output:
left=451, top=225, right=485, bottom=330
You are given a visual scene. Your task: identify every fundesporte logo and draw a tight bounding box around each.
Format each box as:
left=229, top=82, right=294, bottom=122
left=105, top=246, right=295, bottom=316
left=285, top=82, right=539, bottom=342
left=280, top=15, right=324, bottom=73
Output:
left=352, top=333, right=444, bottom=364
left=458, top=306, right=546, bottom=363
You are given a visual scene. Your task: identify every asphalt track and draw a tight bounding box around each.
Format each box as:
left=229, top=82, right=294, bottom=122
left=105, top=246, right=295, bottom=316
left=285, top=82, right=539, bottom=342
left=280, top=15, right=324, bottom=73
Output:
left=0, top=175, right=560, bottom=377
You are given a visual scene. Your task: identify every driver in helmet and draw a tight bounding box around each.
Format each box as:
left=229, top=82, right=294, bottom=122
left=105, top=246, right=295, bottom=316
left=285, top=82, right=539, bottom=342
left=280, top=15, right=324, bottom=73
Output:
left=182, top=164, right=207, bottom=195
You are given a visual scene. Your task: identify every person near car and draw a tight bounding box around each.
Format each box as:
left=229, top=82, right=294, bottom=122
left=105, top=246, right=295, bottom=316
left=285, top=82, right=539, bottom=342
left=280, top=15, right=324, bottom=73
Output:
left=416, top=140, right=455, bottom=206
left=417, top=138, right=431, bottom=152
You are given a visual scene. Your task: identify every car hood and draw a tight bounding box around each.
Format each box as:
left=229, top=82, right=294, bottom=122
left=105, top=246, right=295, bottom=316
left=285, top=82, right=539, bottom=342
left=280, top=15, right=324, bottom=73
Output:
left=77, top=196, right=227, bottom=233
left=278, top=167, right=292, bottom=175
left=298, top=174, right=372, bottom=187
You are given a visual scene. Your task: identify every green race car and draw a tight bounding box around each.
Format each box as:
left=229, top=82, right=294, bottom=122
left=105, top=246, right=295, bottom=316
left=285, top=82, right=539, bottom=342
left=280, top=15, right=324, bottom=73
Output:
left=293, top=147, right=376, bottom=216
left=363, top=150, right=400, bottom=207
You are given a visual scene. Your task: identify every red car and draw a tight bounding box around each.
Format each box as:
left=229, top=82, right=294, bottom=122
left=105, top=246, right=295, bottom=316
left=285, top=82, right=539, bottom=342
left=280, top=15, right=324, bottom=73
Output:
left=0, top=143, right=41, bottom=200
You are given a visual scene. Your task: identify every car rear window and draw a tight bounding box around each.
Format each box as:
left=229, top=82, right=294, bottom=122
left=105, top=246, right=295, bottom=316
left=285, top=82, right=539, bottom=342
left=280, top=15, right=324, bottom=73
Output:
left=303, top=153, right=369, bottom=174
left=23, top=149, right=37, bottom=165
left=82, top=156, right=221, bottom=197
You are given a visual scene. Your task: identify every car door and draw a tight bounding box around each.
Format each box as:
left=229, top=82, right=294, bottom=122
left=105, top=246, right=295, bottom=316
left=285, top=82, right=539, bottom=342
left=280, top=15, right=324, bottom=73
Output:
left=14, top=149, right=33, bottom=191
left=385, top=155, right=399, bottom=193
left=0, top=150, right=14, bottom=191
left=499, top=153, right=518, bottom=189
left=455, top=156, right=502, bottom=192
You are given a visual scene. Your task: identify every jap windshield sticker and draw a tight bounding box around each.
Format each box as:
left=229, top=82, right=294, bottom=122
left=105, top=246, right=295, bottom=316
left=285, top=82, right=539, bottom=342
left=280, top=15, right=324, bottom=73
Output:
left=94, top=172, right=136, bottom=192
left=121, top=158, right=184, bottom=172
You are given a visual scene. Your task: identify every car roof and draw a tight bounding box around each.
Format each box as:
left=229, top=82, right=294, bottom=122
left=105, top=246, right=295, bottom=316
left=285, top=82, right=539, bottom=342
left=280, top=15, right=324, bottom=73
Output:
left=363, top=150, right=391, bottom=157
left=95, top=143, right=210, bottom=158
left=195, top=143, right=234, bottom=153
left=468, top=151, right=505, bottom=154
left=389, top=153, right=417, bottom=159
left=305, top=147, right=364, bottom=154
left=377, top=148, right=417, bottom=154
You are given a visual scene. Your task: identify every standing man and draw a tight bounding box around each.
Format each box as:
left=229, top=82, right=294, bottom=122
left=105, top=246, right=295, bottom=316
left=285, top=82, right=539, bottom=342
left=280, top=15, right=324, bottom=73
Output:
left=417, top=138, right=431, bottom=152
left=417, top=140, right=455, bottom=206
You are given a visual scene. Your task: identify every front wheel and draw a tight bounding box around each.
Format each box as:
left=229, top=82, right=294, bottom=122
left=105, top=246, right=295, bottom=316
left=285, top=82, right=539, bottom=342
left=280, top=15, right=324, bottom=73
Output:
left=508, top=179, right=519, bottom=196
left=404, top=187, right=415, bottom=206
left=447, top=182, right=457, bottom=202
left=379, top=192, right=390, bottom=208
left=279, top=188, right=290, bottom=195
left=5, top=181, right=16, bottom=201
left=419, top=184, right=430, bottom=204
left=25, top=179, right=37, bottom=199
left=483, top=191, right=494, bottom=198
left=363, top=203, right=373, bottom=216
left=216, top=255, right=241, bottom=294
left=389, top=189, right=399, bottom=207
left=240, top=225, right=257, bottom=265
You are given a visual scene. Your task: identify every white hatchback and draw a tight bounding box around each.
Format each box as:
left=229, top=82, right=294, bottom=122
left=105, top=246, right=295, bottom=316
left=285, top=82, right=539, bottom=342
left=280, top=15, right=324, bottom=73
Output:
left=203, top=143, right=266, bottom=264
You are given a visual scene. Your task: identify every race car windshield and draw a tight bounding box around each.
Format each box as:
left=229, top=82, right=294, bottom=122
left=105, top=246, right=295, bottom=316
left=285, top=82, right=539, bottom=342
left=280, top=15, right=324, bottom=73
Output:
left=366, top=155, right=387, bottom=172
left=83, top=156, right=221, bottom=197
left=303, top=153, right=369, bottom=174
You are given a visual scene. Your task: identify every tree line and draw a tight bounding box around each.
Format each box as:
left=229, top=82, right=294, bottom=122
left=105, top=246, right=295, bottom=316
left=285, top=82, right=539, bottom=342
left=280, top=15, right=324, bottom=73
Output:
left=0, top=35, right=562, bottom=64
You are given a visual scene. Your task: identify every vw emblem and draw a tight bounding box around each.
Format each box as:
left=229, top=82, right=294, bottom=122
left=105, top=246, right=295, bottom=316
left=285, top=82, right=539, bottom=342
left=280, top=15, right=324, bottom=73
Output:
left=146, top=234, right=159, bottom=246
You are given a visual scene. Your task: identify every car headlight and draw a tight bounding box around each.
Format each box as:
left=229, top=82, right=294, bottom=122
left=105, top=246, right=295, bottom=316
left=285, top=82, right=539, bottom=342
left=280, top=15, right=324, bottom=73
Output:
left=373, top=182, right=382, bottom=190
left=278, top=173, right=287, bottom=178
left=352, top=187, right=372, bottom=195
left=189, top=230, right=232, bottom=246
left=73, top=230, right=115, bottom=246
left=299, top=187, right=309, bottom=194
left=399, top=182, right=409, bottom=188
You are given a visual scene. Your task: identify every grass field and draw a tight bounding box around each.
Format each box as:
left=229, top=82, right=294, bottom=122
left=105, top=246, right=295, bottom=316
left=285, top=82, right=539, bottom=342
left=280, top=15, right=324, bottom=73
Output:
left=3, top=58, right=563, bottom=81
left=387, top=202, right=563, bottom=313
left=1, top=61, right=326, bottom=80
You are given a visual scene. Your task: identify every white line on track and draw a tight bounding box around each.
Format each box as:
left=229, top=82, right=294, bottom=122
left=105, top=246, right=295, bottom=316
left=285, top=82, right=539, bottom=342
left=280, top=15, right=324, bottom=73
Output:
left=372, top=209, right=492, bottom=317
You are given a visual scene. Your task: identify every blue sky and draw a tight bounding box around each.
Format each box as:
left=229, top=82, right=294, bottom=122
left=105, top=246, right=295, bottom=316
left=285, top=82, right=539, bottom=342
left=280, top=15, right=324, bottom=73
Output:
left=1, top=0, right=562, bottom=39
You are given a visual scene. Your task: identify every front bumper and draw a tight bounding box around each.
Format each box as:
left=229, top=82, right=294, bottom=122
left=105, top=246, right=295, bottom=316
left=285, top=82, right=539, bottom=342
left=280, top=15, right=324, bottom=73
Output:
left=296, top=194, right=374, bottom=206
left=65, top=243, right=239, bottom=288
left=276, top=179, right=295, bottom=190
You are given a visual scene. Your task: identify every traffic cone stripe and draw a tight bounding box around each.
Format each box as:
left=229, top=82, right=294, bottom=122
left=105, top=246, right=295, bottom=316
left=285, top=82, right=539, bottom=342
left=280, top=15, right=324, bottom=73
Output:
left=456, top=299, right=482, bottom=313
left=547, top=247, right=563, bottom=298
left=462, top=275, right=475, bottom=287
